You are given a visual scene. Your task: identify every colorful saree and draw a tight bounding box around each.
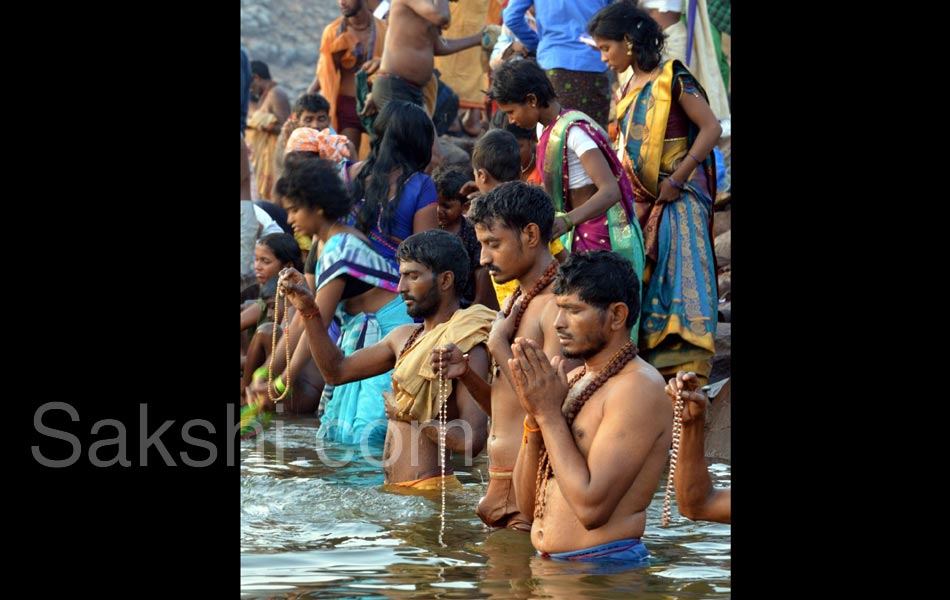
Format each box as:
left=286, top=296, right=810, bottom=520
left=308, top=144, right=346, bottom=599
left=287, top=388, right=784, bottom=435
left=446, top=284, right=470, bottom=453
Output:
left=617, top=60, right=718, bottom=378
left=314, top=233, right=412, bottom=446
left=537, top=109, right=646, bottom=343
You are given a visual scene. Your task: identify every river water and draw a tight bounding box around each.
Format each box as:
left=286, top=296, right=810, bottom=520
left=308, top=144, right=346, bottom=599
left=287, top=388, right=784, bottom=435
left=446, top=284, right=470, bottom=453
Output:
left=241, top=416, right=731, bottom=598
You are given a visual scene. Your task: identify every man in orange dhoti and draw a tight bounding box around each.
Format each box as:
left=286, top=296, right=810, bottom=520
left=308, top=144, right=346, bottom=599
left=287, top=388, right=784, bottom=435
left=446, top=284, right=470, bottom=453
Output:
left=309, top=0, right=387, bottom=157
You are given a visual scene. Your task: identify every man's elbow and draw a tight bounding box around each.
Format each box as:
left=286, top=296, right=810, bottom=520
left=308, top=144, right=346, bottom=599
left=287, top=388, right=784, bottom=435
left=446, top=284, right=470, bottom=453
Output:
left=577, top=505, right=611, bottom=531
left=677, top=501, right=701, bottom=521
left=323, top=372, right=344, bottom=386
left=321, top=366, right=348, bottom=386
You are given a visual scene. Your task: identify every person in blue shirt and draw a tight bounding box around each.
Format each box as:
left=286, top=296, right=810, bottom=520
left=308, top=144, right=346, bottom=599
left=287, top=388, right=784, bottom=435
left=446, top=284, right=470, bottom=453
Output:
left=502, top=0, right=611, bottom=131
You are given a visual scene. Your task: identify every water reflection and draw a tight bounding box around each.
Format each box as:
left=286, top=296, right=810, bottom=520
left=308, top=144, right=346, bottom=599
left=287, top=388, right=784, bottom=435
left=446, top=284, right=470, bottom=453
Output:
left=241, top=415, right=730, bottom=598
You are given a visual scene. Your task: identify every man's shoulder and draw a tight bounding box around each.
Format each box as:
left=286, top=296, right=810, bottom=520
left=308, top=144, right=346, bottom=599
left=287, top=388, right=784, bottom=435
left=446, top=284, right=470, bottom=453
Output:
left=273, top=85, right=291, bottom=101
left=609, top=358, right=667, bottom=403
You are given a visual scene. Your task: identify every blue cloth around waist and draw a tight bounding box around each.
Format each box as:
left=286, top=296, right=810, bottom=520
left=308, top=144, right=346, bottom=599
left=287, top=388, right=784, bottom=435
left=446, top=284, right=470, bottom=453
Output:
left=540, top=537, right=649, bottom=565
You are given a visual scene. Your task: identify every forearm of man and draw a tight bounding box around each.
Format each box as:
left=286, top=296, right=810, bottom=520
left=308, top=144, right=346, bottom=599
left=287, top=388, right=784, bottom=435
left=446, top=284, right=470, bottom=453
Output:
left=434, top=32, right=483, bottom=56
left=486, top=333, right=516, bottom=389
left=502, top=0, right=538, bottom=51
left=304, top=314, right=398, bottom=385
left=674, top=419, right=729, bottom=522
left=512, top=416, right=543, bottom=517
left=301, top=314, right=347, bottom=383
left=457, top=349, right=493, bottom=416
left=421, top=409, right=487, bottom=456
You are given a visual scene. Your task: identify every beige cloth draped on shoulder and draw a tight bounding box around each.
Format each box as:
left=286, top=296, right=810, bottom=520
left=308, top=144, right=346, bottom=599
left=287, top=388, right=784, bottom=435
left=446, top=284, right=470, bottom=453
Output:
left=390, top=304, right=497, bottom=423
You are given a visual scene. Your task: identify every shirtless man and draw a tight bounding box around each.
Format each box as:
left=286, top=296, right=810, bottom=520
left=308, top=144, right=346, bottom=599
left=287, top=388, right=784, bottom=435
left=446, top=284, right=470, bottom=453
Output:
left=436, top=181, right=580, bottom=531
left=278, top=230, right=493, bottom=489
left=308, top=0, right=386, bottom=154
left=366, top=0, right=485, bottom=116
left=246, top=60, right=292, bottom=200
left=509, top=250, right=672, bottom=564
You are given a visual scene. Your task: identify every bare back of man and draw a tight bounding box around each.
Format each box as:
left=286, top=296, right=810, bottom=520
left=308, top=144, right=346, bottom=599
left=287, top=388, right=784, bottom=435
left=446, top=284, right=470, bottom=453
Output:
left=534, top=359, right=670, bottom=552
left=381, top=0, right=450, bottom=87
left=259, top=83, right=291, bottom=129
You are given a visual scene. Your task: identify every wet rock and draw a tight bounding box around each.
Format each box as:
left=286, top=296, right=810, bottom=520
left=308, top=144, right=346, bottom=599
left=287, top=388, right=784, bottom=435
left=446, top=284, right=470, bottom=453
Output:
left=443, top=135, right=477, bottom=158
left=717, top=301, right=730, bottom=323
left=713, top=207, right=730, bottom=238
left=710, top=322, right=730, bottom=383
left=241, top=0, right=341, bottom=101
left=714, top=229, right=730, bottom=269
left=717, top=269, right=730, bottom=301
left=704, top=378, right=730, bottom=463
left=438, top=138, right=472, bottom=166
left=714, top=190, right=731, bottom=210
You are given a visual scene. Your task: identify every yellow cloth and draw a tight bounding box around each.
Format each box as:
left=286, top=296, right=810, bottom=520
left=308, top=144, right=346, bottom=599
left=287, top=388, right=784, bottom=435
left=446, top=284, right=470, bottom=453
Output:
left=434, top=0, right=490, bottom=108
left=390, top=304, right=496, bottom=423
left=491, top=239, right=563, bottom=307
left=422, top=75, right=438, bottom=117
left=245, top=110, right=279, bottom=201
left=294, top=231, right=313, bottom=252
left=385, top=473, right=462, bottom=492
left=316, top=16, right=388, bottom=132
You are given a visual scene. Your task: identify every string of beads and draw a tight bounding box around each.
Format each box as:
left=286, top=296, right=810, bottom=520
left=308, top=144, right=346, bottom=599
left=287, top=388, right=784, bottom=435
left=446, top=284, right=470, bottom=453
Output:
left=267, top=271, right=295, bottom=402
left=661, top=390, right=685, bottom=527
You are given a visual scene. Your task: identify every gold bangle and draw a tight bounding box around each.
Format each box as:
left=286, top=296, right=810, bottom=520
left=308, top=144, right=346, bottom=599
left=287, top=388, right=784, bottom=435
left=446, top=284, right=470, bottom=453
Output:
left=523, top=416, right=541, bottom=433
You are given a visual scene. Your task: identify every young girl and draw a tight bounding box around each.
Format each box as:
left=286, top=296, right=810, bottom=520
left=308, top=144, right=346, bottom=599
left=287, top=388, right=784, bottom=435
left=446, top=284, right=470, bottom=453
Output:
left=346, top=101, right=439, bottom=269
left=240, top=233, right=304, bottom=399
left=588, top=3, right=721, bottom=383
left=263, top=158, right=412, bottom=442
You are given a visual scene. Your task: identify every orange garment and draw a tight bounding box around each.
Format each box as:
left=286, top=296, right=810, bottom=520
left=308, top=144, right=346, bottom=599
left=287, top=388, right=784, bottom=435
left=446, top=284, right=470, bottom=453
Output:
left=434, top=0, right=490, bottom=109
left=476, top=467, right=532, bottom=530
left=316, top=16, right=388, bottom=132
left=486, top=0, right=505, bottom=24
left=245, top=110, right=279, bottom=201
left=385, top=473, right=462, bottom=492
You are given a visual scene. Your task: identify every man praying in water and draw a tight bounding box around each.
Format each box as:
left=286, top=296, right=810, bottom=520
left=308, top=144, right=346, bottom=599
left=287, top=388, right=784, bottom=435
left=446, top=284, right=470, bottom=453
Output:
left=278, top=230, right=493, bottom=489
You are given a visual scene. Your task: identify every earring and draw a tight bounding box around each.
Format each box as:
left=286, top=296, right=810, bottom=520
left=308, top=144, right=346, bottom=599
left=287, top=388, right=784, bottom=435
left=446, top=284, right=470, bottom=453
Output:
left=626, top=42, right=634, bottom=56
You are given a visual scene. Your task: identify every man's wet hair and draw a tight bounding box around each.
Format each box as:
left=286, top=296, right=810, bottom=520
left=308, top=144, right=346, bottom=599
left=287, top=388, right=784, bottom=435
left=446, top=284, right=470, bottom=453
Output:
left=396, top=230, right=470, bottom=297
left=468, top=180, right=553, bottom=243
left=554, top=251, right=641, bottom=328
